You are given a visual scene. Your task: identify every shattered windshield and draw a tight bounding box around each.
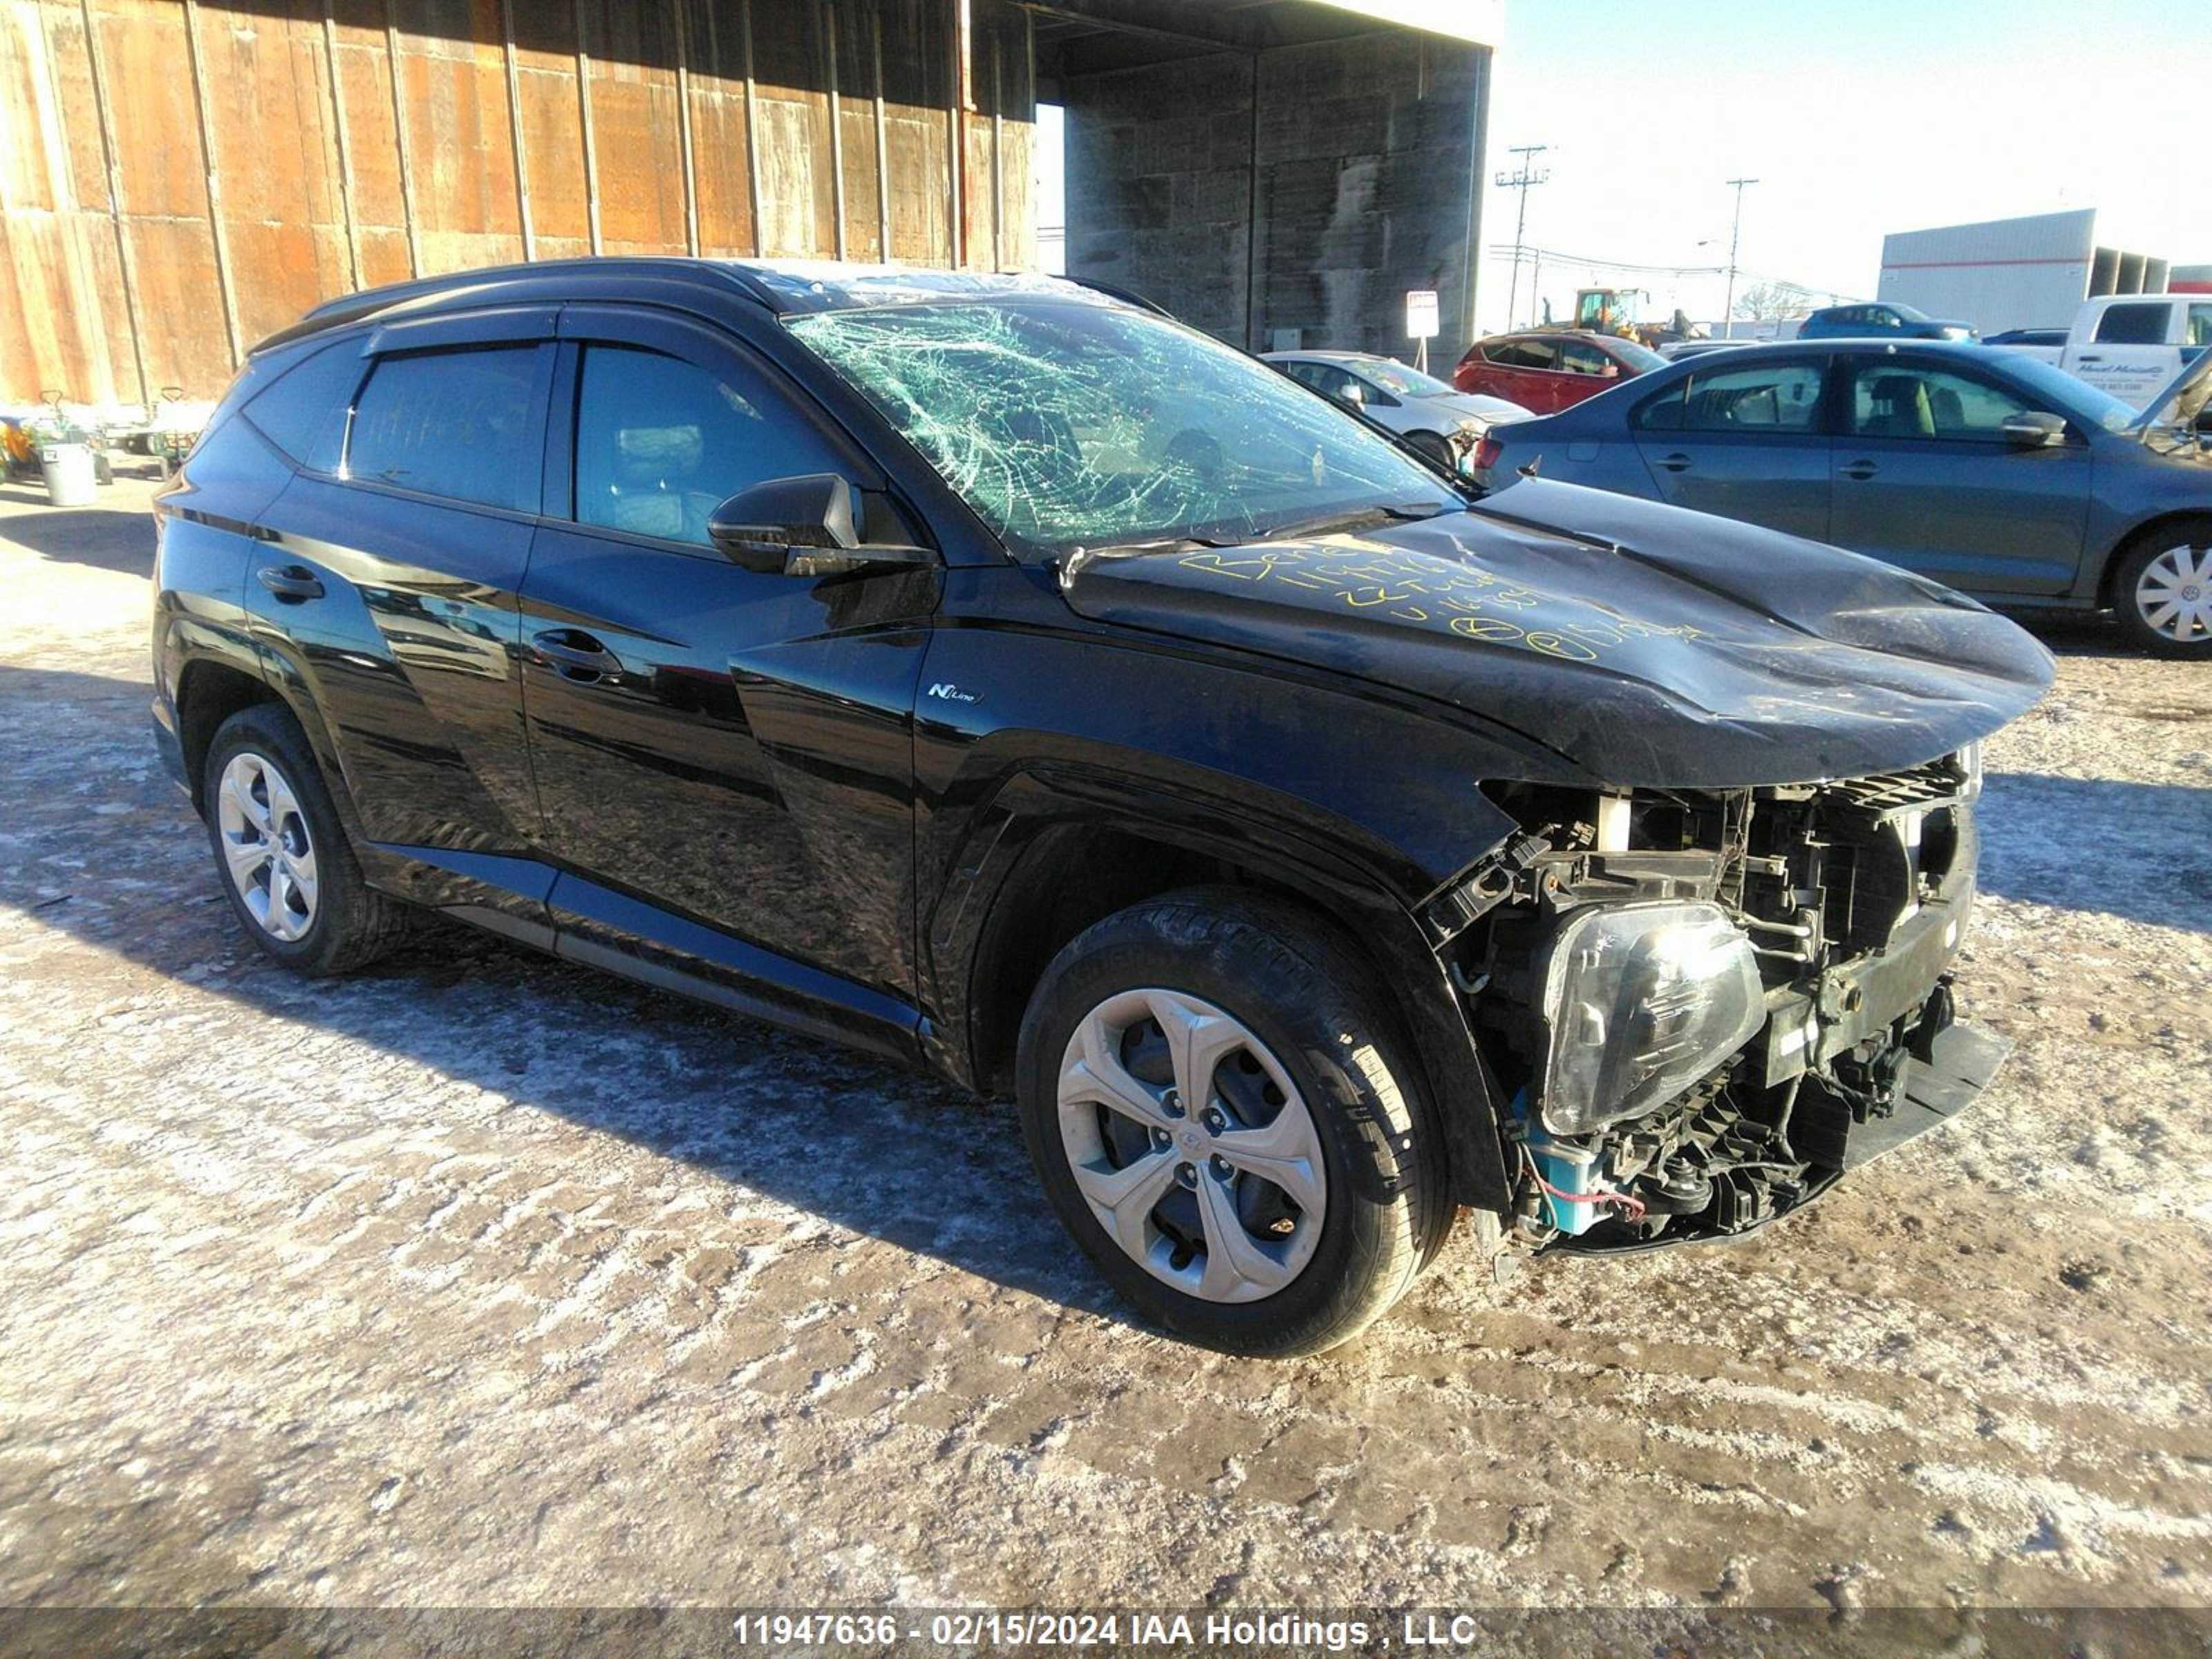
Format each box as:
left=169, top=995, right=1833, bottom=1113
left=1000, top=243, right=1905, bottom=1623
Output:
left=785, top=299, right=1456, bottom=555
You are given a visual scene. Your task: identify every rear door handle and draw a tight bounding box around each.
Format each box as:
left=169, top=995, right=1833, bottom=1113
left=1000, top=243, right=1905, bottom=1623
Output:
left=1654, top=452, right=1692, bottom=472
left=256, top=564, right=324, bottom=601
left=1839, top=460, right=1879, bottom=481
left=532, top=628, right=623, bottom=681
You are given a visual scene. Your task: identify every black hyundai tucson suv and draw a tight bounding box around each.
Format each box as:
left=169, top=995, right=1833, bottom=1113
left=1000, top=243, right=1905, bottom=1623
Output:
left=151, top=260, right=2052, bottom=1356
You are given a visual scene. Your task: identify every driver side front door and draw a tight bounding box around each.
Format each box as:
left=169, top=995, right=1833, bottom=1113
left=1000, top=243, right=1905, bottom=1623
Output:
left=516, top=306, right=939, bottom=1053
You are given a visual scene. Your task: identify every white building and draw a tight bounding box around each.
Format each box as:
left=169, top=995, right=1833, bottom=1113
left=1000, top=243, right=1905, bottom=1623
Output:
left=1877, top=209, right=2172, bottom=334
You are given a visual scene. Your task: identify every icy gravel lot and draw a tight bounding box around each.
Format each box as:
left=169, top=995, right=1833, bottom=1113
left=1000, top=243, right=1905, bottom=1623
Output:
left=1, top=473, right=2207, bottom=1613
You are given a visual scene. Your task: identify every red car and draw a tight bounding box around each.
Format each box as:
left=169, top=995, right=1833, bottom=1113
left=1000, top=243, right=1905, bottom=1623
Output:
left=1453, top=330, right=1667, bottom=413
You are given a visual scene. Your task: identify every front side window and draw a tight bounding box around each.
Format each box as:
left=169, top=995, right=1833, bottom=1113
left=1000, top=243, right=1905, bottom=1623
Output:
left=2094, top=303, right=2171, bottom=346
left=2186, top=303, right=2212, bottom=349
left=1557, top=342, right=1612, bottom=377
left=346, top=345, right=541, bottom=509
left=1851, top=364, right=2032, bottom=440
left=572, top=345, right=843, bottom=547
left=1286, top=362, right=1360, bottom=403
left=785, top=299, right=1454, bottom=555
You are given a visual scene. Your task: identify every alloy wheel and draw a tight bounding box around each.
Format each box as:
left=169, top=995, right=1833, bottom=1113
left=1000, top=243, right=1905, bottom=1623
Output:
left=1055, top=988, right=1327, bottom=1304
left=2135, top=543, right=2211, bottom=644
left=215, top=750, right=319, bottom=943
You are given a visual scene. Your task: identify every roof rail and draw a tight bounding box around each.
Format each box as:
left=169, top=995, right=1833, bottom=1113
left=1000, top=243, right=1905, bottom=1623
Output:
left=1060, top=276, right=1176, bottom=319
left=246, top=256, right=787, bottom=357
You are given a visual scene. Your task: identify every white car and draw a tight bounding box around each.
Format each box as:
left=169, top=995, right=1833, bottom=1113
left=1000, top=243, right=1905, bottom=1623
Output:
left=1264, top=350, right=1529, bottom=474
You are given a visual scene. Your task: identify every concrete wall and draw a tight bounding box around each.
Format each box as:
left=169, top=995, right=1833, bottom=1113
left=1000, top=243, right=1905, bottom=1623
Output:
left=1062, top=28, right=1485, bottom=359
left=0, top=0, right=1034, bottom=404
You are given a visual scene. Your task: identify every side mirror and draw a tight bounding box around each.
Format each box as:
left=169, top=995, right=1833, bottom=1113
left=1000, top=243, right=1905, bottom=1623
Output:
left=1999, top=411, right=2067, bottom=449
left=707, top=474, right=931, bottom=577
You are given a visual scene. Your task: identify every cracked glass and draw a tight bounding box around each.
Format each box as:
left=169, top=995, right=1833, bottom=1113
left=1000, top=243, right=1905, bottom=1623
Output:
left=785, top=299, right=1456, bottom=558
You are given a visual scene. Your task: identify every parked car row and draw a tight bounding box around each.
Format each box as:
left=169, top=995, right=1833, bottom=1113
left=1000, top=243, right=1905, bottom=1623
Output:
left=1468, top=338, right=2212, bottom=654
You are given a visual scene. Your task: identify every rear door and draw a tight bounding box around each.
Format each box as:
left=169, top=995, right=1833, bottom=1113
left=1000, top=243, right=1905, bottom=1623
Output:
left=1481, top=339, right=1575, bottom=411
left=241, top=312, right=556, bottom=879
left=1629, top=353, right=1835, bottom=541
left=514, top=305, right=937, bottom=1044
left=1828, top=352, right=2090, bottom=595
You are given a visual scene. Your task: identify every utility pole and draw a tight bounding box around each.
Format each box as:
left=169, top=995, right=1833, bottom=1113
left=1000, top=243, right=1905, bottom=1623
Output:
left=1722, top=176, right=1757, bottom=339
left=1495, top=144, right=1550, bottom=331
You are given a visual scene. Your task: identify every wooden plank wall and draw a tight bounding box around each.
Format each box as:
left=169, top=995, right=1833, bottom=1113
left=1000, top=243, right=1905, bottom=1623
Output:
left=0, top=0, right=1033, bottom=402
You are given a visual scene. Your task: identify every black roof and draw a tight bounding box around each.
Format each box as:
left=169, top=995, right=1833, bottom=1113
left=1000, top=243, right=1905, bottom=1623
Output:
left=254, top=258, right=1146, bottom=356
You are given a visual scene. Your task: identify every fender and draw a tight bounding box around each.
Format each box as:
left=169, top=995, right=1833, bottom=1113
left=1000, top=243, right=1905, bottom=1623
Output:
left=921, top=769, right=1517, bottom=1212
left=912, top=599, right=1530, bottom=1210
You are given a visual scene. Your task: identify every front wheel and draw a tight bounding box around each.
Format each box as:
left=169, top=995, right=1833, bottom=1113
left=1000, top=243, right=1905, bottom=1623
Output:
left=1015, top=888, right=1453, bottom=1356
left=2114, top=518, right=2212, bottom=657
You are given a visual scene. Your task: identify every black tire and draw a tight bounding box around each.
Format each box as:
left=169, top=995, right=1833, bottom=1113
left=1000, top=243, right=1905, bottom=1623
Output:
left=1404, top=429, right=1454, bottom=470
left=1015, top=887, right=1454, bottom=1356
left=2112, top=516, right=2212, bottom=657
left=200, top=702, right=413, bottom=976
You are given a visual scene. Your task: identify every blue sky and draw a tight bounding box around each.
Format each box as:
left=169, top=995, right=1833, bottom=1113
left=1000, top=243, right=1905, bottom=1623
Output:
left=1475, top=0, right=2211, bottom=330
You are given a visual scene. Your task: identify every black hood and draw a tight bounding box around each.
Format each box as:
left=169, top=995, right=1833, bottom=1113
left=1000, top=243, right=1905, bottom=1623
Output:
left=1059, top=479, right=2054, bottom=788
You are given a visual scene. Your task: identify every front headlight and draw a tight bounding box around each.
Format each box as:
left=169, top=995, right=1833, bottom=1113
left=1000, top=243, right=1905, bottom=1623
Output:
left=1535, top=901, right=1767, bottom=1136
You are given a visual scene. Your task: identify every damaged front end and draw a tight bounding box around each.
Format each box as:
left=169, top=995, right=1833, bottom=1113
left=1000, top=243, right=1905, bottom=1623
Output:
left=1438, top=745, right=2008, bottom=1253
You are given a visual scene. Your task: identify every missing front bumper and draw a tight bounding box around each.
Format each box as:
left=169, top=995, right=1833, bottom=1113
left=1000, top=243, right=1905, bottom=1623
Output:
left=1553, top=1019, right=2013, bottom=1257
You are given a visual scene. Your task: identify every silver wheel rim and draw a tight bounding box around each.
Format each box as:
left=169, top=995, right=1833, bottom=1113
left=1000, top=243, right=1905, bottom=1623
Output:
left=2135, top=544, right=2211, bottom=643
left=1056, top=988, right=1327, bottom=1304
left=216, top=750, right=319, bottom=943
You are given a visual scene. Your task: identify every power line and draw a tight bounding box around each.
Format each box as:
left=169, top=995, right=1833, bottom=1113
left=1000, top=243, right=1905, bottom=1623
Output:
left=1494, top=144, right=1550, bottom=332
left=1722, top=177, right=1758, bottom=335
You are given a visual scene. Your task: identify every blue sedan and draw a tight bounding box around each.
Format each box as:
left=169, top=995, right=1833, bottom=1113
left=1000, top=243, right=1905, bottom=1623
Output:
left=1471, top=340, right=2212, bottom=655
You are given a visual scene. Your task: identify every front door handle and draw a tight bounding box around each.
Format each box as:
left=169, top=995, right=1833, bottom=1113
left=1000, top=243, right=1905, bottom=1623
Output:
left=256, top=563, right=324, bottom=601
left=1654, top=452, right=1693, bottom=472
left=532, top=628, right=623, bottom=681
left=1839, top=460, right=1879, bottom=481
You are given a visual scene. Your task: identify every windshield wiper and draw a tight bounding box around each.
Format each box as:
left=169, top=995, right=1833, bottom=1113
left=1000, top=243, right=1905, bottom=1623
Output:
left=1255, top=503, right=1452, bottom=542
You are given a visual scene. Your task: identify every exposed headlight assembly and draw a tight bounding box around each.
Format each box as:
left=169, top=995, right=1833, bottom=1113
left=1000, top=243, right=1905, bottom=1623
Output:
left=1535, top=901, right=1767, bottom=1136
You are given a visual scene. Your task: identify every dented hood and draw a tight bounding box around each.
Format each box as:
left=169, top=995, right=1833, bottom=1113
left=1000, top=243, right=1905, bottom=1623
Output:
left=1058, top=478, right=2054, bottom=788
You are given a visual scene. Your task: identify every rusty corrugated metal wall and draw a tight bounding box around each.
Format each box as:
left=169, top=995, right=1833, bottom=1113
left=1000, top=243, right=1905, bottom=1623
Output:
left=0, top=0, right=1034, bottom=403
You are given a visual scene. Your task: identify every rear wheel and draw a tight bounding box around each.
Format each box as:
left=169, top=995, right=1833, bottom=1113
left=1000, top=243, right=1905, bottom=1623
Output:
left=201, top=703, right=413, bottom=975
left=2114, top=518, right=2212, bottom=657
left=1016, top=888, right=1452, bottom=1356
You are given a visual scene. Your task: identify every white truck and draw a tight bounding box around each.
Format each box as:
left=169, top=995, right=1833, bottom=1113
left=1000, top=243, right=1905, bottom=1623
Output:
left=1994, top=294, right=2212, bottom=409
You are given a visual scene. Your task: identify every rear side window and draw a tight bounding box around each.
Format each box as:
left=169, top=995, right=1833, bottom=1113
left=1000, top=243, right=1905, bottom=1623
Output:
left=346, top=346, right=542, bottom=510
left=1488, top=339, right=1555, bottom=370
left=244, top=339, right=365, bottom=473
left=2094, top=303, right=2171, bottom=346
left=572, top=345, right=847, bottom=547
left=1680, top=361, right=1825, bottom=431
